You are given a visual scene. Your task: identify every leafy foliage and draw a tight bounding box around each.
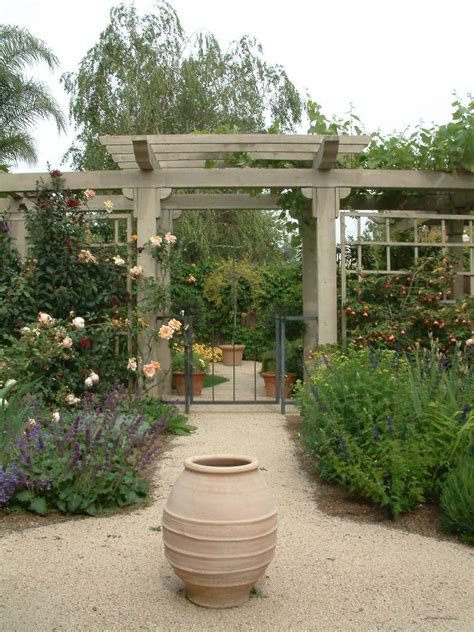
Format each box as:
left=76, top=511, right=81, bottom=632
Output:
left=298, top=345, right=474, bottom=518
left=343, top=255, right=473, bottom=352
left=440, top=456, right=474, bottom=543
left=1, top=387, right=185, bottom=514
left=62, top=1, right=303, bottom=170
left=0, top=25, right=65, bottom=166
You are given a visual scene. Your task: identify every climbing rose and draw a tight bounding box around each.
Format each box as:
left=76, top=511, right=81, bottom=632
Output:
left=38, top=312, right=55, bottom=326
left=142, top=361, right=160, bottom=379
left=66, top=198, right=80, bottom=208
left=164, top=232, right=177, bottom=244
left=62, top=336, right=73, bottom=349
left=65, top=393, right=80, bottom=405
left=113, top=255, right=126, bottom=266
left=90, top=372, right=99, bottom=384
left=159, top=325, right=173, bottom=340
left=72, top=316, right=85, bottom=330
left=168, top=319, right=182, bottom=332
left=20, top=326, right=31, bottom=334
left=149, top=235, right=162, bottom=247
left=51, top=412, right=60, bottom=423
left=79, top=338, right=91, bottom=350
left=127, top=357, right=138, bottom=372
left=129, top=265, right=144, bottom=279
left=84, top=376, right=94, bottom=388
left=78, top=249, right=97, bottom=264
left=84, top=189, right=96, bottom=200
left=50, top=169, right=62, bottom=178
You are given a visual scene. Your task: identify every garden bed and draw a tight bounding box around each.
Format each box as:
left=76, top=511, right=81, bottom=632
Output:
left=287, top=415, right=457, bottom=543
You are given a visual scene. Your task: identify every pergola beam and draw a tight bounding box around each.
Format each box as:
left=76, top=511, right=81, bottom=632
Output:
left=1, top=168, right=474, bottom=193
left=132, top=139, right=158, bottom=170
left=313, top=137, right=339, bottom=170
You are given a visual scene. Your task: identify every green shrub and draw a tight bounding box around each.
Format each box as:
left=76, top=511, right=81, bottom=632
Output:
left=3, top=387, right=187, bottom=515
left=440, top=456, right=474, bottom=544
left=171, top=350, right=209, bottom=374
left=297, top=345, right=474, bottom=518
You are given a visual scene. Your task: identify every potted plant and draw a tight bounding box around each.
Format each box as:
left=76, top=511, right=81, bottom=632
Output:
left=172, top=350, right=209, bottom=396
left=260, top=341, right=302, bottom=398
left=219, top=343, right=246, bottom=367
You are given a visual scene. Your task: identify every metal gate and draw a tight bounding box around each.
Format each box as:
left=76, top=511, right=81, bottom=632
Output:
left=175, top=315, right=308, bottom=414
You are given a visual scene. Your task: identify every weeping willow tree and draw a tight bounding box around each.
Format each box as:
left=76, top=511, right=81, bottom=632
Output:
left=62, top=1, right=303, bottom=171
left=61, top=1, right=304, bottom=262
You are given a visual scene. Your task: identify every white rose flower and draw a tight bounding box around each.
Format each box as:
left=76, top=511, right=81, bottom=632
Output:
left=84, top=377, right=94, bottom=388
left=113, top=255, right=126, bottom=266
left=149, top=235, right=162, bottom=247
left=52, top=412, right=60, bottom=423
left=72, top=317, right=85, bottom=330
left=90, top=372, right=99, bottom=384
left=66, top=393, right=79, bottom=405
left=62, top=336, right=73, bottom=349
left=38, top=312, right=55, bottom=326
left=20, top=327, right=31, bottom=335
left=127, top=357, right=138, bottom=372
left=129, top=265, right=144, bottom=279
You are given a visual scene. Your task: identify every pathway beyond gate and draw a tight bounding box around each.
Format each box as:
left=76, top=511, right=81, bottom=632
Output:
left=1, top=401, right=473, bottom=630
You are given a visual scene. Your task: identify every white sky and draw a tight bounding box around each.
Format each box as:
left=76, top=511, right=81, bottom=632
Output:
left=3, top=0, right=473, bottom=173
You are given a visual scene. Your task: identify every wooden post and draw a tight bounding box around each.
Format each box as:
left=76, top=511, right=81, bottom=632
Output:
left=134, top=187, right=172, bottom=398
left=300, top=209, right=318, bottom=360
left=446, top=219, right=465, bottom=299
left=315, top=188, right=338, bottom=345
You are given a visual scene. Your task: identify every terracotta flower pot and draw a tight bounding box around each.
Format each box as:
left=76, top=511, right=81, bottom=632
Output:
left=162, top=455, right=277, bottom=608
left=172, top=371, right=205, bottom=396
left=219, top=344, right=246, bottom=366
left=261, top=372, right=297, bottom=399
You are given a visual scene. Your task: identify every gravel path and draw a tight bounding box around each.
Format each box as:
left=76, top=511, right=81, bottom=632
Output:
left=1, top=364, right=473, bottom=631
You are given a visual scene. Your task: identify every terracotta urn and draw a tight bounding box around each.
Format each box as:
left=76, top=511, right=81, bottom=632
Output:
left=172, top=371, right=205, bottom=396
left=219, top=344, right=246, bottom=366
left=261, top=372, right=297, bottom=399
left=162, top=454, right=277, bottom=608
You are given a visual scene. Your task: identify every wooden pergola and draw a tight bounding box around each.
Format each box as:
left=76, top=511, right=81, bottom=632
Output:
left=1, top=133, right=474, bottom=396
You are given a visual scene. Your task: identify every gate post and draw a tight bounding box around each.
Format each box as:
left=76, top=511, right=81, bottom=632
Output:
left=135, top=187, right=173, bottom=398
left=315, top=188, right=338, bottom=346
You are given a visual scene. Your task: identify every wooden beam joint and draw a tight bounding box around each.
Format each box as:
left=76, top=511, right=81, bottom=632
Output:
left=132, top=139, right=158, bottom=171
left=313, top=136, right=339, bottom=170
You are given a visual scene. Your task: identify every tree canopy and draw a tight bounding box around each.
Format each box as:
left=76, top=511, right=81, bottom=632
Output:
left=62, top=1, right=303, bottom=171
left=0, top=25, right=65, bottom=167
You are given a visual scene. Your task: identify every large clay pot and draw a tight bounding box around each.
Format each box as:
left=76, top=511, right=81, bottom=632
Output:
left=172, top=371, right=205, bottom=396
left=162, top=454, right=277, bottom=608
left=261, top=372, right=297, bottom=399
left=219, top=344, right=246, bottom=367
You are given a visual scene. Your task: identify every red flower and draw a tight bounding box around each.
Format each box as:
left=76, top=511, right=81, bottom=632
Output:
left=50, top=169, right=62, bottom=178
left=66, top=198, right=80, bottom=208
left=79, top=337, right=92, bottom=350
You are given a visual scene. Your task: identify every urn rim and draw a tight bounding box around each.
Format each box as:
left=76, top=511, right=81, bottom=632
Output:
left=184, top=454, right=259, bottom=474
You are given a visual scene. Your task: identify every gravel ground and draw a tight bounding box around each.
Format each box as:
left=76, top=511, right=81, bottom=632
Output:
left=1, top=364, right=473, bottom=632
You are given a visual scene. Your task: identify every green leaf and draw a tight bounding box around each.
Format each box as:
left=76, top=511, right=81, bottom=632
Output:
left=29, top=497, right=48, bottom=515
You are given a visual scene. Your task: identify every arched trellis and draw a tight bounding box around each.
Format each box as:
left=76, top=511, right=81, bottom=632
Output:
left=1, top=133, right=474, bottom=396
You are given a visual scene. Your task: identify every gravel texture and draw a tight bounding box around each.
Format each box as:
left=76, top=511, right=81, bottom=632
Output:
left=1, top=363, right=474, bottom=631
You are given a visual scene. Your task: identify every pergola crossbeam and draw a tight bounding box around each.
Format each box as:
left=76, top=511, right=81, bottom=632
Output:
left=313, top=137, right=339, bottom=170
left=132, top=139, right=158, bottom=171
